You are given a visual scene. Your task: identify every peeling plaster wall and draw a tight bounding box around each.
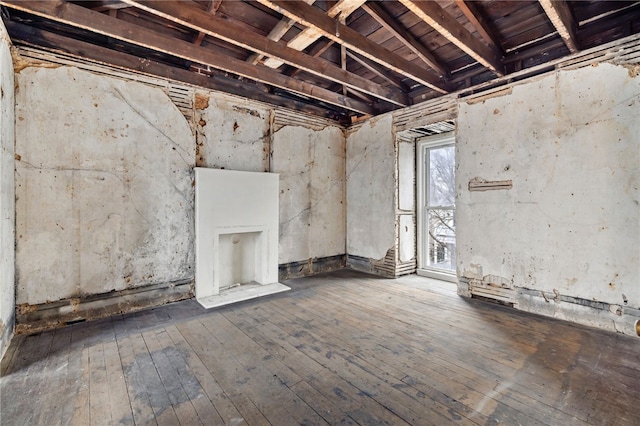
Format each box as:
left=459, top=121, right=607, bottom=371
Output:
left=457, top=64, right=640, bottom=334
left=14, top=64, right=350, bottom=321
left=272, top=124, right=345, bottom=264
left=195, top=92, right=270, bottom=172
left=0, top=24, right=15, bottom=357
left=346, top=114, right=395, bottom=260
left=15, top=66, right=195, bottom=306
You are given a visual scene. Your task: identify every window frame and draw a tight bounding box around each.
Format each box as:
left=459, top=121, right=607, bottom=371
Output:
left=416, top=132, right=457, bottom=282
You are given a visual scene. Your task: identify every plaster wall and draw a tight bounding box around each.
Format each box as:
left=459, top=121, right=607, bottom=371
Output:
left=456, top=64, right=640, bottom=333
left=346, top=114, right=395, bottom=260
left=0, top=24, right=15, bottom=357
left=195, top=92, right=270, bottom=172
left=15, top=66, right=195, bottom=306
left=197, top=93, right=346, bottom=267
left=272, top=124, right=345, bottom=264
left=15, top=64, right=349, bottom=314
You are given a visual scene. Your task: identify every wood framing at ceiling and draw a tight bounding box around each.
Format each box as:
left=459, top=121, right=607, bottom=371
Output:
left=1, top=0, right=638, bottom=123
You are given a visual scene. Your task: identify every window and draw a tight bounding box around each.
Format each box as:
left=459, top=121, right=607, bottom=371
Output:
left=417, top=133, right=456, bottom=280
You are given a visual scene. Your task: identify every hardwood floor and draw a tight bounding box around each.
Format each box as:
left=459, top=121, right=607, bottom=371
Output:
left=1, top=270, right=639, bottom=425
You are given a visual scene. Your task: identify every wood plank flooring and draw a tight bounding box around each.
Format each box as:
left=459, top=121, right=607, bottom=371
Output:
left=1, top=270, right=639, bottom=425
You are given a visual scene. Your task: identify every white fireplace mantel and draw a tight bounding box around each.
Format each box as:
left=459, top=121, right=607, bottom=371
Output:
left=195, top=168, right=289, bottom=308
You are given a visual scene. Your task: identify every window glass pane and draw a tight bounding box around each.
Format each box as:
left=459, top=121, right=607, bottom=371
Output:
left=427, top=208, right=456, bottom=271
left=428, top=145, right=455, bottom=207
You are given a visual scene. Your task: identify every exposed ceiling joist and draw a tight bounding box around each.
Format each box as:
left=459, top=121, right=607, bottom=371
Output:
left=2, top=0, right=375, bottom=115
left=247, top=0, right=316, bottom=66
left=193, top=0, right=222, bottom=46
left=87, top=1, right=132, bottom=12
left=255, top=0, right=451, bottom=94
left=121, top=0, right=408, bottom=106
left=339, top=14, right=348, bottom=97
left=5, top=21, right=340, bottom=119
left=246, top=17, right=295, bottom=65
left=539, top=0, right=579, bottom=53
left=263, top=0, right=366, bottom=69
left=289, top=39, right=335, bottom=79
left=361, top=2, right=447, bottom=77
left=398, top=0, right=504, bottom=76
left=346, top=51, right=406, bottom=90
left=453, top=0, right=503, bottom=55
left=1, top=0, right=635, bottom=122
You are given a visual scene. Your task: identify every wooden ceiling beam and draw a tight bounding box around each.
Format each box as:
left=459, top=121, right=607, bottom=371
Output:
left=193, top=0, right=222, bottom=46
left=86, top=1, right=132, bottom=12
left=538, top=0, right=579, bottom=53
left=346, top=51, right=406, bottom=90
left=345, top=86, right=375, bottom=103
left=256, top=0, right=451, bottom=93
left=340, top=14, right=348, bottom=97
left=453, top=0, right=504, bottom=55
left=2, top=0, right=375, bottom=115
left=398, top=0, right=504, bottom=76
left=247, top=0, right=316, bottom=66
left=121, top=0, right=409, bottom=106
left=4, top=21, right=345, bottom=119
left=263, top=0, right=366, bottom=69
left=246, top=17, right=296, bottom=65
left=289, top=39, right=335, bottom=78
left=361, top=1, right=447, bottom=77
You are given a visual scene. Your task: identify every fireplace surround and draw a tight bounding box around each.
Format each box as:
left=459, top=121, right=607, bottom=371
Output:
left=194, top=168, right=289, bottom=308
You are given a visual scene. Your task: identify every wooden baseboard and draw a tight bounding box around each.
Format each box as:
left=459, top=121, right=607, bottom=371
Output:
left=15, top=279, right=194, bottom=335
left=279, top=255, right=346, bottom=281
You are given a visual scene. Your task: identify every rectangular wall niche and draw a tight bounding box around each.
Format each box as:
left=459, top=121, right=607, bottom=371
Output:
left=195, top=168, right=289, bottom=309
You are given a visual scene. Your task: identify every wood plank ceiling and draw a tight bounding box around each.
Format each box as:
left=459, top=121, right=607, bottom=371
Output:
left=1, top=0, right=639, bottom=123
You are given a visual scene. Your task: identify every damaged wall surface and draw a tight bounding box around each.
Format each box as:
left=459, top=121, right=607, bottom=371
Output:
left=9, top=43, right=639, bottom=339
left=195, top=95, right=347, bottom=278
left=195, top=92, right=270, bottom=172
left=0, top=22, right=15, bottom=358
left=13, top=57, right=350, bottom=329
left=346, top=114, right=395, bottom=270
left=15, top=66, right=196, bottom=319
left=456, top=63, right=640, bottom=334
left=272, top=123, right=345, bottom=267
left=345, top=114, right=417, bottom=277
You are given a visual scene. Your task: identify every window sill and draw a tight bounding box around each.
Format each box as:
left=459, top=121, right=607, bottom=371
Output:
left=416, top=268, right=457, bottom=283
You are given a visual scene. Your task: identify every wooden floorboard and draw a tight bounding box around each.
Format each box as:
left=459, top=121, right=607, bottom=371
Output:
left=1, top=269, right=639, bottom=425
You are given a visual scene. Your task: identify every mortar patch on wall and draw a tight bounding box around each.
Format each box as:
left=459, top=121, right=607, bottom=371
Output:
left=194, top=93, right=209, bottom=110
